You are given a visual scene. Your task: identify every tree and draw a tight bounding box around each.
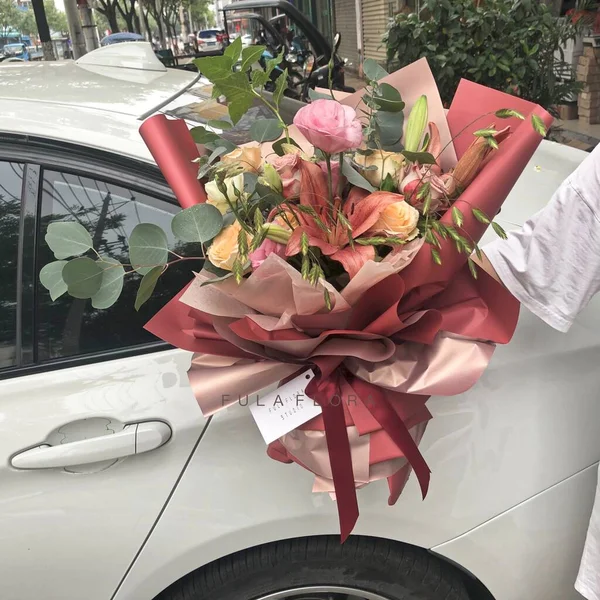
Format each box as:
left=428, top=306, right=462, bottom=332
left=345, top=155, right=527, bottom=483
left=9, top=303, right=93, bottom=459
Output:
left=185, top=0, right=213, bottom=30
left=0, top=0, right=21, bottom=33
left=18, top=0, right=67, bottom=36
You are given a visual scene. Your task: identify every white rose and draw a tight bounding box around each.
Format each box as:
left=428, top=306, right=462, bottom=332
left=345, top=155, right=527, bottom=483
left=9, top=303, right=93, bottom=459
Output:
left=205, top=173, right=246, bottom=214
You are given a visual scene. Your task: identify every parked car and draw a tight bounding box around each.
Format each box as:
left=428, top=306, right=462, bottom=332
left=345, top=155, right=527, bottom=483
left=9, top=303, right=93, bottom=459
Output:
left=197, top=28, right=227, bottom=53
left=1, top=42, right=29, bottom=60
left=100, top=32, right=145, bottom=47
left=0, top=42, right=598, bottom=600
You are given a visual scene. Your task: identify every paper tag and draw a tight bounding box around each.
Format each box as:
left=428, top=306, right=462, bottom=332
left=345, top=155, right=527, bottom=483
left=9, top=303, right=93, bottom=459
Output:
left=249, top=369, right=322, bottom=444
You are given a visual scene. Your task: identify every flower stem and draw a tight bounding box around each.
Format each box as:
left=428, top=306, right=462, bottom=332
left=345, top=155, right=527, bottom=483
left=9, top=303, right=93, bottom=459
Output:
left=325, top=153, right=334, bottom=203
left=338, top=152, right=344, bottom=197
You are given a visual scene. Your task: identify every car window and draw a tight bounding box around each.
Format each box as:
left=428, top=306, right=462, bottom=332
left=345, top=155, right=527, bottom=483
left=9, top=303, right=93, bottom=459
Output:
left=36, top=170, right=197, bottom=362
left=0, top=162, right=24, bottom=370
left=198, top=30, right=218, bottom=39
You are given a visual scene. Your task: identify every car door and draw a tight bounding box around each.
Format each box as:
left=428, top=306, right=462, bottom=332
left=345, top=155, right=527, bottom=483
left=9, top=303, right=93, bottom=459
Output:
left=0, top=148, right=205, bottom=600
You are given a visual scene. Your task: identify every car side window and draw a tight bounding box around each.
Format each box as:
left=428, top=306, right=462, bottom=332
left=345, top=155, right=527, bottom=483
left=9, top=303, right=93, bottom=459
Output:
left=36, top=170, right=195, bottom=362
left=0, top=162, right=24, bottom=370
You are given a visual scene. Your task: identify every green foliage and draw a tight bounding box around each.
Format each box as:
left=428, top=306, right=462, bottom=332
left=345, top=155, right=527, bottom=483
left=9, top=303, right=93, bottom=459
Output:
left=135, top=266, right=163, bottom=311
left=250, top=119, right=283, bottom=142
left=92, top=257, right=125, bottom=309
left=363, top=58, right=389, bottom=82
left=385, top=0, right=586, bottom=113
left=241, top=45, right=266, bottom=72
left=402, top=150, right=436, bottom=164
left=171, top=203, right=223, bottom=243
left=39, top=260, right=68, bottom=301
left=62, top=257, right=103, bottom=299
left=129, top=223, right=168, bottom=275
left=341, top=159, right=376, bottom=192
left=45, top=221, right=93, bottom=259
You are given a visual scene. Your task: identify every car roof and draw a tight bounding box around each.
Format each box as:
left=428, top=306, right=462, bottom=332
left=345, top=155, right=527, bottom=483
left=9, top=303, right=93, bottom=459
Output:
left=0, top=43, right=208, bottom=163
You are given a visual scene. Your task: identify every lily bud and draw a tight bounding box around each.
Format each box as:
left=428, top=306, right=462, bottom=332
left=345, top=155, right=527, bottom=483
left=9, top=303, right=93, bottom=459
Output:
left=263, top=223, right=292, bottom=244
left=404, top=95, right=428, bottom=153
left=260, top=163, right=283, bottom=193
left=452, top=125, right=511, bottom=191
left=281, top=143, right=310, bottom=160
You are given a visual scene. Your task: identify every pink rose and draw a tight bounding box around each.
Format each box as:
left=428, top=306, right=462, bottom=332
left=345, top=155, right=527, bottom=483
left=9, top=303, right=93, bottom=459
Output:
left=318, top=159, right=344, bottom=196
left=293, top=99, right=363, bottom=154
left=248, top=238, right=287, bottom=269
left=270, top=154, right=302, bottom=198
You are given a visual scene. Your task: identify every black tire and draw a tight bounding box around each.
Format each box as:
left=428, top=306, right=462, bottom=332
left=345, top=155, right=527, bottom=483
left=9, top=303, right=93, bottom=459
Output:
left=157, top=536, right=470, bottom=600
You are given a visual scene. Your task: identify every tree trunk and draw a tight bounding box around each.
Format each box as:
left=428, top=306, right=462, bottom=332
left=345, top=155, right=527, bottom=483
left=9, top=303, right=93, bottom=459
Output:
left=99, top=5, right=119, bottom=33
left=31, top=0, right=57, bottom=60
left=64, top=0, right=88, bottom=58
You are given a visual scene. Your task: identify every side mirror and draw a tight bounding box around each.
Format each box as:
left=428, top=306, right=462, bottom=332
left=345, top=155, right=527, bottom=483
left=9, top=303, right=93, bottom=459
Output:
left=333, top=32, right=341, bottom=52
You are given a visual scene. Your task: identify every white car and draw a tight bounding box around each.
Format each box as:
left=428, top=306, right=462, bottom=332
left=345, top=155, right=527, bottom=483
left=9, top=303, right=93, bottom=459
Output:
left=197, top=28, right=226, bottom=53
left=0, top=43, right=597, bottom=600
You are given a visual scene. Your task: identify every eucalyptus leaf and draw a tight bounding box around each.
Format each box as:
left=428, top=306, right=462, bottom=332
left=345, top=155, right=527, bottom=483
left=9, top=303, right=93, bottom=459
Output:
left=199, top=270, right=235, bottom=286
left=171, top=203, right=223, bottom=243
left=190, top=126, right=220, bottom=145
left=129, top=223, right=169, bottom=275
left=308, top=88, right=331, bottom=101
left=375, top=110, right=404, bottom=149
left=45, top=222, right=93, bottom=259
left=135, top=266, right=163, bottom=311
left=244, top=172, right=259, bottom=194
left=207, top=119, right=233, bottom=130
left=402, top=150, right=437, bottom=165
left=250, top=119, right=284, bottom=143
left=91, top=257, right=125, bottom=309
left=241, top=45, right=266, bottom=72
left=62, top=257, right=103, bottom=299
left=39, top=260, right=68, bottom=301
left=363, top=58, right=388, bottom=82
left=374, top=83, right=405, bottom=112
left=342, top=160, right=375, bottom=192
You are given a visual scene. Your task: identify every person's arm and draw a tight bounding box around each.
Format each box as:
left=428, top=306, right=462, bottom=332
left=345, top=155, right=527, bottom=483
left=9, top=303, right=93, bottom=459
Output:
left=474, top=145, right=600, bottom=333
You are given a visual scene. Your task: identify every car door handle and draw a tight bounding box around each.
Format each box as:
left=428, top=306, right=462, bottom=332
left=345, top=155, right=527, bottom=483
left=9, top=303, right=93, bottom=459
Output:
left=11, top=421, right=172, bottom=470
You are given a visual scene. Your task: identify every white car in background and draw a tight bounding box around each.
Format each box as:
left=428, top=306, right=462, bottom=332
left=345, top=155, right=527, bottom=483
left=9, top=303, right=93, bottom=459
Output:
left=197, top=28, right=226, bottom=53
left=0, top=42, right=597, bottom=600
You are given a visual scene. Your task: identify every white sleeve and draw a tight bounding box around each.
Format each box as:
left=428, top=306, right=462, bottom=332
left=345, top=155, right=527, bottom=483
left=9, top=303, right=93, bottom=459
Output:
left=483, top=148, right=600, bottom=333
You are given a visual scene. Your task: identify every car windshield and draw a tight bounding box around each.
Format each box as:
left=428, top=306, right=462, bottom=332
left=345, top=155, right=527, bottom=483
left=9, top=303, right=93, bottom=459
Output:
left=198, top=30, right=219, bottom=39
left=4, top=45, right=23, bottom=55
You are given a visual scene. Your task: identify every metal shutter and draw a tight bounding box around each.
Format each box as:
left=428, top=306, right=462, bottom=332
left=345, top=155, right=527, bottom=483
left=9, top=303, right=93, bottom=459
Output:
left=333, top=0, right=359, bottom=72
left=362, top=0, right=387, bottom=64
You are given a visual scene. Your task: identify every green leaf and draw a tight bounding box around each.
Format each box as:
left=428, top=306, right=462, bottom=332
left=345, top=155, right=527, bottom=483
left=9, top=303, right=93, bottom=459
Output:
left=492, top=221, right=508, bottom=239
left=224, top=35, right=242, bottom=63
left=91, top=257, right=125, bottom=309
left=250, top=119, right=284, bottom=143
left=531, top=114, right=547, bottom=137
left=203, top=260, right=231, bottom=277
left=62, top=257, right=103, bottom=299
left=374, top=83, right=405, bottom=112
left=251, top=69, right=270, bottom=88
left=495, top=108, right=525, bottom=120
left=380, top=173, right=396, bottom=192
left=265, top=49, right=284, bottom=77
left=363, top=58, right=388, bottom=82
left=308, top=88, right=332, bottom=101
left=194, top=55, right=234, bottom=82
left=199, top=270, right=235, bottom=286
left=272, top=137, right=301, bottom=156
left=171, top=203, right=223, bottom=243
left=39, top=260, right=68, bottom=301
left=135, top=266, right=163, bottom=311
left=431, top=247, right=442, bottom=266
left=207, top=119, right=233, bottom=130
left=473, top=128, right=498, bottom=137
left=244, top=172, right=259, bottom=194
left=45, top=222, right=93, bottom=259
left=273, top=69, right=288, bottom=107
left=190, top=126, right=220, bottom=145
left=129, top=223, right=169, bottom=275
left=241, top=45, right=266, bottom=71
left=451, top=206, right=464, bottom=228
left=375, top=110, right=404, bottom=150
left=486, top=137, right=499, bottom=150
left=402, top=150, right=437, bottom=165
left=342, top=160, right=376, bottom=192
left=468, top=257, right=478, bottom=279
left=472, top=208, right=491, bottom=224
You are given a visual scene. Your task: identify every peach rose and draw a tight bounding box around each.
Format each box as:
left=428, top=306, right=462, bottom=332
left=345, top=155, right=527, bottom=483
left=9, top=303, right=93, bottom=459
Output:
left=369, top=201, right=419, bottom=241
left=221, top=145, right=262, bottom=172
left=354, top=150, right=405, bottom=187
left=207, top=221, right=247, bottom=271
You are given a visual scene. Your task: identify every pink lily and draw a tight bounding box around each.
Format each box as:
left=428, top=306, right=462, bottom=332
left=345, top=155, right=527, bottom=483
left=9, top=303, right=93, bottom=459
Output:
left=286, top=160, right=399, bottom=278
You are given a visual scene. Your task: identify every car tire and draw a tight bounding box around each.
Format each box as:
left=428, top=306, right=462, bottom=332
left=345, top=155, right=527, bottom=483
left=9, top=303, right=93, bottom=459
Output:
left=157, top=536, right=470, bottom=600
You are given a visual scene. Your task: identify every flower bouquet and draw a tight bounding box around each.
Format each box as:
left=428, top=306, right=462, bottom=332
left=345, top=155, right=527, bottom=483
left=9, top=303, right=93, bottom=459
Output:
left=40, top=40, right=552, bottom=540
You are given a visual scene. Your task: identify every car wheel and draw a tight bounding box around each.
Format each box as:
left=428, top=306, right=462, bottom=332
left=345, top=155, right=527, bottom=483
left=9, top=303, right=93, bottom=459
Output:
left=158, top=536, right=470, bottom=600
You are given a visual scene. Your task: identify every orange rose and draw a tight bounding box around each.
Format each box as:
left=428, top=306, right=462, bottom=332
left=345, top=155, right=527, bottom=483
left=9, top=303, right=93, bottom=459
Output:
left=369, top=201, right=419, bottom=240
left=207, top=221, right=248, bottom=271
left=221, top=145, right=262, bottom=173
